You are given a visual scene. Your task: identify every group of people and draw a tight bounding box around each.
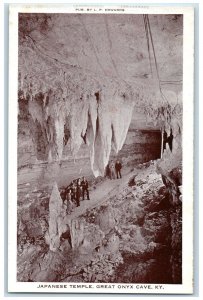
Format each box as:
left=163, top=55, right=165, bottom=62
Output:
left=60, top=159, right=122, bottom=215
left=106, top=159, right=122, bottom=180
left=60, top=176, right=90, bottom=214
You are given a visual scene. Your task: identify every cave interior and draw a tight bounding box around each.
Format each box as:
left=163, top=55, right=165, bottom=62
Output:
left=17, top=13, right=183, bottom=284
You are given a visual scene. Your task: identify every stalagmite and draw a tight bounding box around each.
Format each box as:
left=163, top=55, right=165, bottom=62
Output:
left=47, top=182, right=65, bottom=251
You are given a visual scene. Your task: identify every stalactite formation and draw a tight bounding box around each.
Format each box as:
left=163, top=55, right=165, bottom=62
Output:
left=18, top=46, right=182, bottom=176
left=18, top=13, right=183, bottom=176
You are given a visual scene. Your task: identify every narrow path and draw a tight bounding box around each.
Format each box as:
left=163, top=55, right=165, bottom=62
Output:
left=64, top=169, right=134, bottom=223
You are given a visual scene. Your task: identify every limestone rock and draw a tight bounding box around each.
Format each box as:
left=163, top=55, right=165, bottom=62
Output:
left=70, top=218, right=105, bottom=254
left=94, top=205, right=116, bottom=233
left=59, top=239, right=71, bottom=253
left=80, top=224, right=105, bottom=254
left=47, top=182, right=65, bottom=251
left=70, top=219, right=85, bottom=249
left=105, top=233, right=119, bottom=253
left=17, top=159, right=182, bottom=283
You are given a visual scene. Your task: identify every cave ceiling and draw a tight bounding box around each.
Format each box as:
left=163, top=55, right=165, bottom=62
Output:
left=19, top=13, right=183, bottom=98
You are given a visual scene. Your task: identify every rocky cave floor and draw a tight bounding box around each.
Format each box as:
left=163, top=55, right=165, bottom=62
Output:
left=17, top=161, right=182, bottom=283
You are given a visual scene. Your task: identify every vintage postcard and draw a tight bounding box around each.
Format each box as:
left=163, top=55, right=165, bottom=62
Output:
left=8, top=4, right=194, bottom=294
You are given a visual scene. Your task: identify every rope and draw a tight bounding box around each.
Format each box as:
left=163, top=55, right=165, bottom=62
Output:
left=145, top=15, right=160, bottom=82
left=143, top=15, right=170, bottom=106
left=142, top=15, right=153, bottom=75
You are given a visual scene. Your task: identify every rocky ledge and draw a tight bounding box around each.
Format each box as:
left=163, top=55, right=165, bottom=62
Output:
left=17, top=161, right=182, bottom=283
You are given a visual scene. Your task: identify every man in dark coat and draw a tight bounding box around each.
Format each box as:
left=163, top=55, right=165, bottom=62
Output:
left=75, top=179, right=82, bottom=207
left=105, top=163, right=111, bottom=179
left=115, top=160, right=122, bottom=179
left=60, top=188, right=66, bottom=202
left=71, top=184, right=77, bottom=204
left=81, top=176, right=90, bottom=200
left=75, top=185, right=81, bottom=207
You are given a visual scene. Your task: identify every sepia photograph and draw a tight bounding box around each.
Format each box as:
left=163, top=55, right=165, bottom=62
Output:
left=8, top=4, right=194, bottom=294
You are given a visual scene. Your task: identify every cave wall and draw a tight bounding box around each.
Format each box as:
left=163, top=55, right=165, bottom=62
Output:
left=18, top=114, right=162, bottom=191
left=118, top=129, right=161, bottom=166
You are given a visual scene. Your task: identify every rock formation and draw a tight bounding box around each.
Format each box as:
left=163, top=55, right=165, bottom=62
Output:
left=17, top=162, right=182, bottom=283
left=46, top=182, right=67, bottom=251
left=18, top=13, right=182, bottom=178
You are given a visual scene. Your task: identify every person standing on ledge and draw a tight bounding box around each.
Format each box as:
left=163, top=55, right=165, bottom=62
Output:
left=115, top=159, right=122, bottom=179
left=76, top=179, right=82, bottom=207
left=110, top=160, right=116, bottom=180
left=81, top=176, right=90, bottom=200
left=65, top=190, right=74, bottom=214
